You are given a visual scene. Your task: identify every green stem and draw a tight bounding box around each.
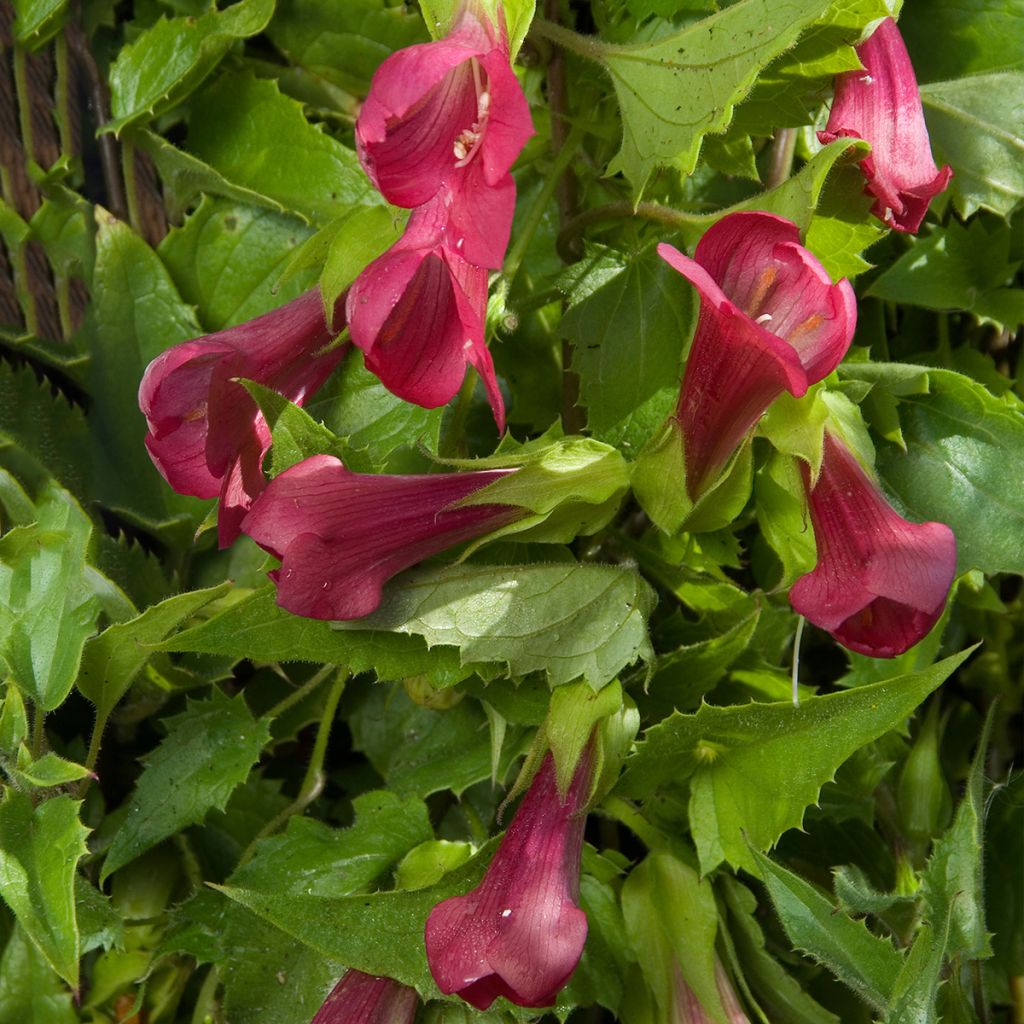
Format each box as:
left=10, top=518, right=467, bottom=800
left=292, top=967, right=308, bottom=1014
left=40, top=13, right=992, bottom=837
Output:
left=237, top=671, right=347, bottom=867
left=264, top=665, right=335, bottom=722
left=530, top=17, right=610, bottom=62
left=765, top=127, right=797, bottom=190
left=54, top=33, right=75, bottom=158
left=503, top=121, right=586, bottom=288
left=12, top=48, right=35, bottom=165
left=439, top=370, right=479, bottom=456
left=30, top=704, right=45, bottom=760
left=599, top=795, right=667, bottom=851
left=557, top=200, right=710, bottom=259
left=79, top=706, right=110, bottom=796
left=122, top=137, right=142, bottom=233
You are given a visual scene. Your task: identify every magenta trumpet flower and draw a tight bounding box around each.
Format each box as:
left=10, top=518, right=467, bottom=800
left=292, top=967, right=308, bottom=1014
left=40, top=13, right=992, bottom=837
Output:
left=346, top=196, right=506, bottom=431
left=790, top=432, right=957, bottom=658
left=658, top=212, right=856, bottom=500
left=818, top=17, right=952, bottom=233
left=240, top=454, right=521, bottom=620
left=425, top=751, right=591, bottom=1010
left=138, top=289, right=346, bottom=547
left=310, top=970, right=418, bottom=1024
left=355, top=3, right=533, bottom=239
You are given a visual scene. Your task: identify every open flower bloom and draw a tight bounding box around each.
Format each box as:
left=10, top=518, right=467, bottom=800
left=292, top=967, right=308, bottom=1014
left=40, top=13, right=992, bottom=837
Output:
left=425, top=751, right=591, bottom=1009
left=658, top=213, right=856, bottom=500
left=311, top=970, right=418, bottom=1024
left=241, top=454, right=521, bottom=620
left=356, top=3, right=533, bottom=228
left=138, top=289, right=346, bottom=547
left=790, top=432, right=957, bottom=658
left=818, top=17, right=952, bottom=233
left=346, top=196, right=505, bottom=430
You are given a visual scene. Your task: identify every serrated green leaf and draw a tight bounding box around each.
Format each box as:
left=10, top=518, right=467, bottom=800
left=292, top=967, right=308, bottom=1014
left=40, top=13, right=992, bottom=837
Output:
left=187, top=71, right=380, bottom=225
left=920, top=708, right=994, bottom=961
left=10, top=751, right=90, bottom=788
left=158, top=196, right=314, bottom=331
left=107, top=0, right=276, bottom=133
left=101, top=690, right=271, bottom=880
left=159, top=586, right=481, bottom=687
left=598, top=0, right=832, bottom=195
left=266, top=0, right=428, bottom=96
left=129, top=129, right=290, bottom=221
left=721, top=876, right=841, bottom=1024
left=752, top=847, right=903, bottom=1013
left=921, top=72, right=1024, bottom=219
left=342, top=562, right=655, bottom=688
left=349, top=683, right=530, bottom=797
left=833, top=864, right=913, bottom=917
left=858, top=368, right=1024, bottom=576
left=563, top=248, right=692, bottom=456
left=12, top=0, right=67, bottom=47
left=0, top=484, right=99, bottom=711
left=900, top=0, right=1024, bottom=83
left=0, top=925, right=77, bottom=1024
left=618, top=649, right=973, bottom=872
left=77, top=583, right=231, bottom=722
left=0, top=793, right=89, bottom=988
left=87, top=210, right=203, bottom=530
left=886, top=921, right=946, bottom=1024
left=76, top=877, right=124, bottom=956
left=215, top=842, right=497, bottom=998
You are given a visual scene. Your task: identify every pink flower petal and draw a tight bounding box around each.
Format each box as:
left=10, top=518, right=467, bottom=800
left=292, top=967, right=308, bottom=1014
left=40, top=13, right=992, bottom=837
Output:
left=425, top=752, right=591, bottom=1010
left=311, top=969, right=418, bottom=1024
left=241, top=455, right=520, bottom=620
left=818, top=18, right=952, bottom=233
left=789, top=433, right=957, bottom=658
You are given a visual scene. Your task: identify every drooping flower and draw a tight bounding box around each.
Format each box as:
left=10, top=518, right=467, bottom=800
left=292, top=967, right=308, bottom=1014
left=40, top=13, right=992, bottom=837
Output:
left=310, top=969, right=418, bottom=1024
left=346, top=195, right=505, bottom=431
left=789, top=431, right=957, bottom=658
left=670, top=961, right=751, bottom=1024
left=658, top=212, right=856, bottom=500
left=240, top=454, right=521, bottom=620
left=818, top=17, right=952, bottom=233
left=138, top=289, right=346, bottom=547
left=355, top=3, right=533, bottom=241
left=425, top=750, right=591, bottom=1010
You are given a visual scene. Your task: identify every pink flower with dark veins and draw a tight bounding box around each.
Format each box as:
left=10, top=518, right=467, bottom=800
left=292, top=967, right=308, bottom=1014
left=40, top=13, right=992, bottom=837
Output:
left=138, top=289, right=346, bottom=547
left=818, top=17, right=952, bottom=233
left=658, top=212, right=857, bottom=500
left=346, top=195, right=506, bottom=430
left=241, top=453, right=522, bottom=620
left=790, top=431, right=957, bottom=658
left=310, top=969, right=418, bottom=1024
left=356, top=2, right=533, bottom=253
left=425, top=751, right=592, bottom=1010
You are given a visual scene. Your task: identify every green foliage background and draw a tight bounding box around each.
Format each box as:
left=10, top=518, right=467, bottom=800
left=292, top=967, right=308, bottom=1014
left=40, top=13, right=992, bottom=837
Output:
left=0, top=0, right=1021, bottom=1021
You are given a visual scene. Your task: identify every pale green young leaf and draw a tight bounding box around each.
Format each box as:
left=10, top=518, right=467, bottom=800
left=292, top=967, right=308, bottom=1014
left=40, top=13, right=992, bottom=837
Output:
left=0, top=686, right=28, bottom=753
left=77, top=583, right=231, bottom=722
left=187, top=72, right=380, bottom=225
left=885, top=922, right=946, bottom=1024
left=101, top=690, right=271, bottom=881
left=617, top=649, right=973, bottom=873
left=598, top=0, right=832, bottom=195
left=9, top=751, right=90, bottom=788
left=752, top=848, right=903, bottom=1013
left=107, top=0, right=275, bottom=132
left=921, top=72, right=1024, bottom=219
left=0, top=793, right=89, bottom=988
left=341, top=562, right=655, bottom=689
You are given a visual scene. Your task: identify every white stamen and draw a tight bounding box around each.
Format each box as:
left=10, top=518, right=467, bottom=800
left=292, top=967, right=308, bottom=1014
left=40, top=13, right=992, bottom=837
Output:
left=755, top=313, right=774, bottom=325
left=453, top=138, right=469, bottom=160
left=860, top=74, right=873, bottom=85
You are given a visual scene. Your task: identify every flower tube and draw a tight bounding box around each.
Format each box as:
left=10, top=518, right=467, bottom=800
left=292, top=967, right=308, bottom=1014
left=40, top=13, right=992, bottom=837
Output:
left=658, top=212, right=856, bottom=500
left=346, top=196, right=505, bottom=430
left=138, top=289, right=346, bottom=546
left=818, top=17, right=952, bottom=233
left=425, top=750, right=591, bottom=1009
left=241, top=454, right=522, bottom=620
left=789, top=431, right=957, bottom=657
left=310, top=969, right=418, bottom=1024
